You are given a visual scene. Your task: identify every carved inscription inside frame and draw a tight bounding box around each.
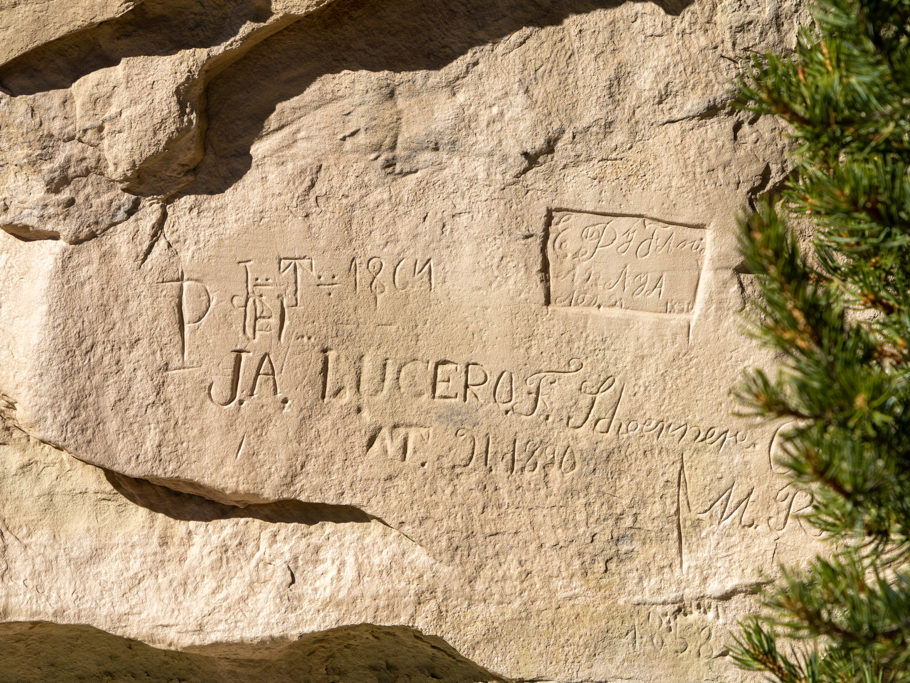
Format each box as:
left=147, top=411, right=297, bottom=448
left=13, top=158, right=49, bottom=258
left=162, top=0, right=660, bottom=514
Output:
left=546, top=210, right=706, bottom=315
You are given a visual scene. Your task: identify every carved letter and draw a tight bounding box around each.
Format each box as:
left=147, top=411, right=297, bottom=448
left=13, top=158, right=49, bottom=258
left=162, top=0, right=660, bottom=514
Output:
left=367, top=425, right=431, bottom=461
left=161, top=276, right=211, bottom=364
left=278, top=257, right=314, bottom=307
left=208, top=349, right=250, bottom=407
left=393, top=259, right=409, bottom=291
left=414, top=258, right=434, bottom=290
left=432, top=360, right=460, bottom=400
left=463, top=362, right=489, bottom=403
left=454, top=427, right=475, bottom=468
left=321, top=349, right=351, bottom=402
left=493, top=371, right=514, bottom=405
left=250, top=353, right=279, bottom=397
left=400, top=426, right=431, bottom=461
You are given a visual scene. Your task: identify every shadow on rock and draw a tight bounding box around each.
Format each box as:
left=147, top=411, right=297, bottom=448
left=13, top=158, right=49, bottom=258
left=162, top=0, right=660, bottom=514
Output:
left=0, top=621, right=509, bottom=682
left=183, top=0, right=696, bottom=197
left=0, top=0, right=273, bottom=95
left=104, top=469, right=375, bottom=524
left=0, top=0, right=695, bottom=200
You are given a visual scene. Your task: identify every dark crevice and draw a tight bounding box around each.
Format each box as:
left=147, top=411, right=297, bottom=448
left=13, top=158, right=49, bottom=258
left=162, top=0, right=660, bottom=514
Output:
left=540, top=208, right=555, bottom=306
left=138, top=203, right=169, bottom=266
left=103, top=468, right=375, bottom=525
left=746, top=165, right=796, bottom=212
left=733, top=259, right=752, bottom=274
left=514, top=128, right=564, bottom=178
left=0, top=0, right=273, bottom=95
left=746, top=162, right=773, bottom=211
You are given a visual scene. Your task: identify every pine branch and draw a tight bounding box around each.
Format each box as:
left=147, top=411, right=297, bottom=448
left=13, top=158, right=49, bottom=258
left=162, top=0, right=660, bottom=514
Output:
left=730, top=0, right=910, bottom=677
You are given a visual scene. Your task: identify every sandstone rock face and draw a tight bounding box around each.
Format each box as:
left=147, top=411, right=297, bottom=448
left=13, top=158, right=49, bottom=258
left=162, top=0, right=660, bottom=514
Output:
left=0, top=0, right=814, bottom=680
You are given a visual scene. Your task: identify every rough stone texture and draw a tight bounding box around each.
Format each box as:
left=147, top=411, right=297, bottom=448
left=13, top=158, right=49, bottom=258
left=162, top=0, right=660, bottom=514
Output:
left=0, top=621, right=505, bottom=682
left=0, top=436, right=446, bottom=650
left=0, top=0, right=814, bottom=680
left=0, top=0, right=141, bottom=66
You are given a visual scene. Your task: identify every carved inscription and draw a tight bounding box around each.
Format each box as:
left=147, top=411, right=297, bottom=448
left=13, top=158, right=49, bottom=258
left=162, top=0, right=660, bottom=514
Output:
left=692, top=479, right=817, bottom=536
left=611, top=416, right=751, bottom=452
left=365, top=424, right=582, bottom=483
left=619, top=600, right=734, bottom=661
left=322, top=352, right=625, bottom=434
left=546, top=211, right=706, bottom=315
left=229, top=253, right=434, bottom=341
left=155, top=235, right=796, bottom=538
left=162, top=252, right=433, bottom=367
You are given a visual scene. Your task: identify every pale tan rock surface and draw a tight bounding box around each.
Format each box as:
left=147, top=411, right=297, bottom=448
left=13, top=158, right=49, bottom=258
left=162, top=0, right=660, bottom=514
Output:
left=0, top=436, right=503, bottom=681
left=0, top=0, right=141, bottom=65
left=0, top=0, right=816, bottom=680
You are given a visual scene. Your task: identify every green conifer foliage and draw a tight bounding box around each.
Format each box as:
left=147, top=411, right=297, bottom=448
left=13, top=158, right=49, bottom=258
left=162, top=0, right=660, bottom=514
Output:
left=731, top=0, right=910, bottom=680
